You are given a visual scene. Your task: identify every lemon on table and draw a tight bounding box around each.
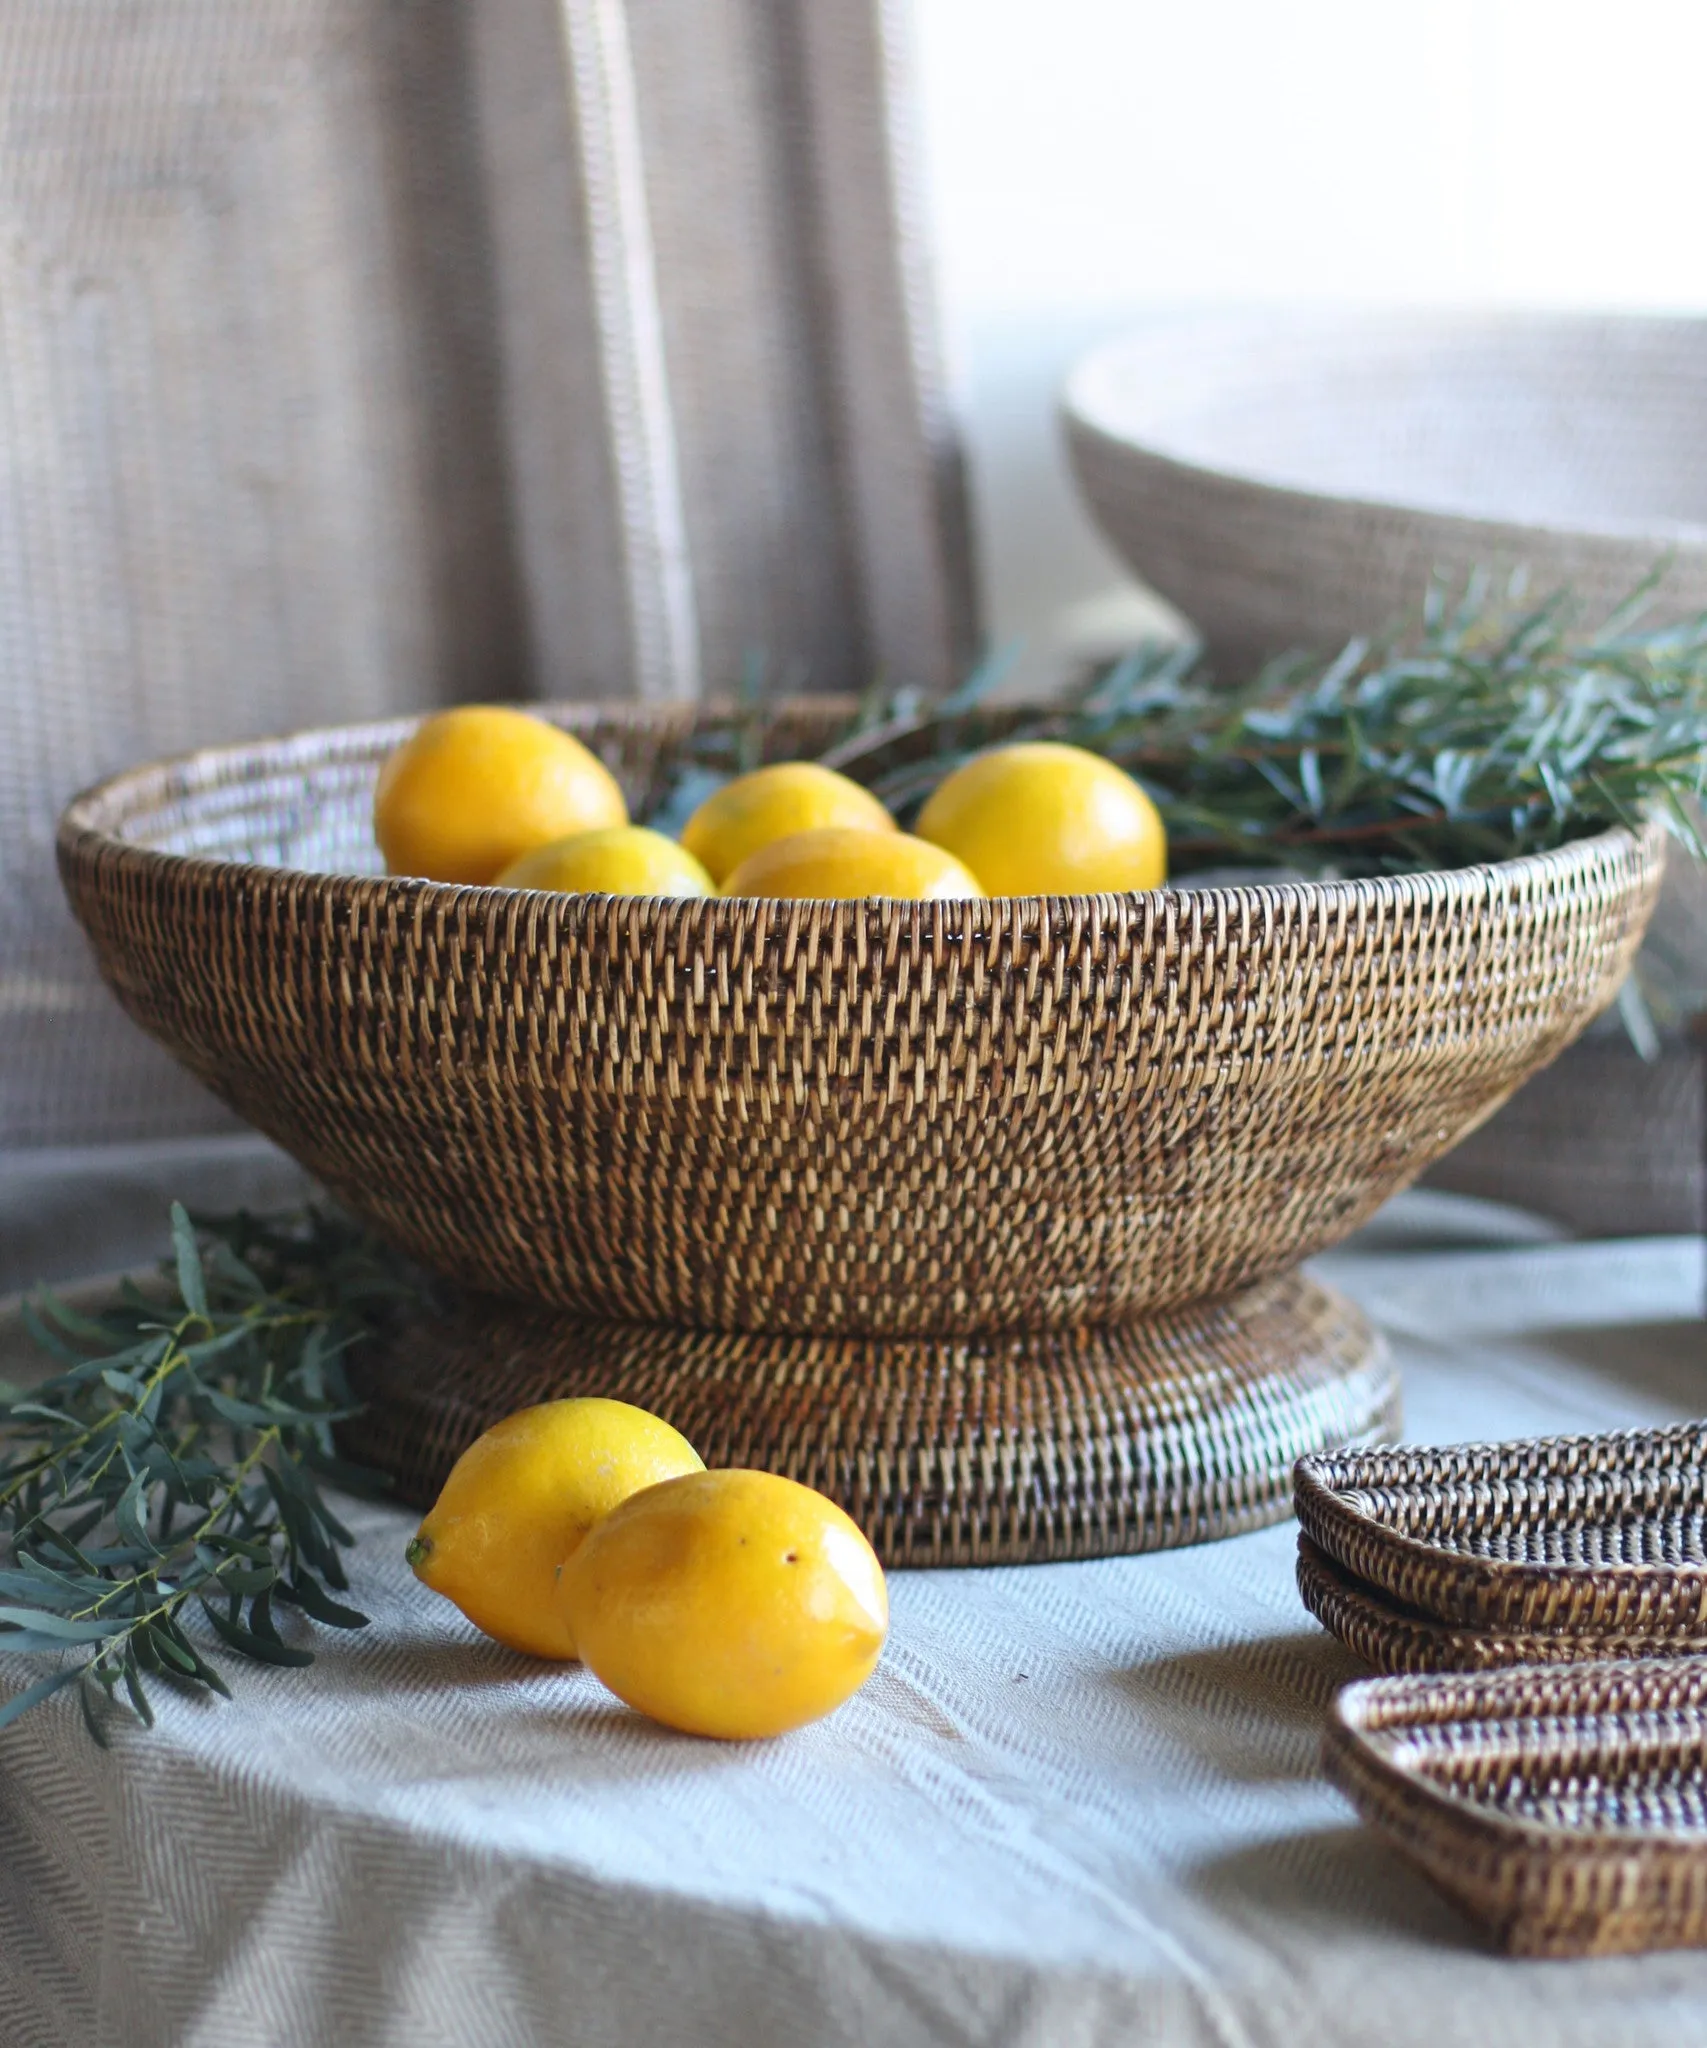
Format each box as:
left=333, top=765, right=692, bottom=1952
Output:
left=559, top=1469, right=889, bottom=1739
left=406, top=1398, right=703, bottom=1660
left=916, top=740, right=1166, bottom=895
left=497, top=826, right=714, bottom=898
left=374, top=706, right=628, bottom=885
left=721, top=825, right=984, bottom=901
left=681, top=762, right=895, bottom=885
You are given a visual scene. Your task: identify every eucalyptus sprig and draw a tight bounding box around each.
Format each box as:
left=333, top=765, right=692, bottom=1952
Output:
left=812, top=576, right=1707, bottom=879
left=0, top=1204, right=405, bottom=1740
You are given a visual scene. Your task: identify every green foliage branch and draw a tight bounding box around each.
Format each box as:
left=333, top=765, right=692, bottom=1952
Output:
left=0, top=1206, right=403, bottom=1741
left=825, top=577, right=1707, bottom=878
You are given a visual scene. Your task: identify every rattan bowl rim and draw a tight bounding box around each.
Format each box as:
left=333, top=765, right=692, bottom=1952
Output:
left=1327, top=1660, right=1707, bottom=1853
left=56, top=706, right=1656, bottom=923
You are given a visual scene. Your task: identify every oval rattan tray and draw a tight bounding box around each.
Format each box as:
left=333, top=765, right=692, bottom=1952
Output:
left=1296, top=1427, right=1707, bottom=1673
left=1298, top=1535, right=1707, bottom=1674
left=1326, top=1659, right=1707, bottom=1956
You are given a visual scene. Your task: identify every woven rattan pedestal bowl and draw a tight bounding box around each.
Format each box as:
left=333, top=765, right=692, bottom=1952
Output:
left=57, top=704, right=1664, bottom=1564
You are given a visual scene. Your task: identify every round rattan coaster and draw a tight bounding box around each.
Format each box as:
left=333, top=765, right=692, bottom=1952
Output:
left=341, top=1271, right=1398, bottom=1566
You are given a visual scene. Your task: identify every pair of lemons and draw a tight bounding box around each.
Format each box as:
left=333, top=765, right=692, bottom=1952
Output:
left=373, top=704, right=1167, bottom=899
left=407, top=1399, right=888, bottom=1741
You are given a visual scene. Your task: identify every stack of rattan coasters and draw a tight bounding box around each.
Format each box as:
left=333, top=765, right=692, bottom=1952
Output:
left=1294, top=1423, right=1707, bottom=1954
left=1295, top=1424, right=1707, bottom=1674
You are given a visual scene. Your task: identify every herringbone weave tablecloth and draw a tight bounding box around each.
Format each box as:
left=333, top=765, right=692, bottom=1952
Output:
left=1, top=1173, right=1704, bottom=2048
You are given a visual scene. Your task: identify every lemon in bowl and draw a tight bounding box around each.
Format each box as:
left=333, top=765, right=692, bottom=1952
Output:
left=916, top=740, right=1165, bottom=895
left=721, top=825, right=983, bottom=900
left=682, top=762, right=895, bottom=885
left=497, top=826, right=713, bottom=898
left=374, top=705, right=628, bottom=885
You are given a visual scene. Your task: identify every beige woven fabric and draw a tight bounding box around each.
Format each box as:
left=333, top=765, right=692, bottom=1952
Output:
left=0, top=1182, right=1703, bottom=2047
left=0, top=0, right=973, bottom=1147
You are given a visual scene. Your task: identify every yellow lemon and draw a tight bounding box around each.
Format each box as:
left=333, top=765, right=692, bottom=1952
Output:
left=497, top=826, right=714, bottom=898
left=916, top=740, right=1166, bottom=895
left=721, top=825, right=983, bottom=901
left=374, top=706, right=628, bottom=885
left=406, top=1398, right=703, bottom=1660
left=681, top=762, right=895, bottom=884
left=560, top=1469, right=889, bottom=1739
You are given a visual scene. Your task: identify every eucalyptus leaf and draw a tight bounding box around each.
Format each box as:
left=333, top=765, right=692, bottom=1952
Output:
left=8, top=1561, right=89, bottom=1609
left=0, top=1628, right=133, bottom=1655
left=122, top=1652, right=155, bottom=1727
left=0, top=1666, right=82, bottom=1731
left=281, top=1575, right=369, bottom=1630
left=78, top=1673, right=110, bottom=1748
left=170, top=1204, right=209, bottom=1321
left=16, top=1302, right=86, bottom=1369
left=0, top=1610, right=131, bottom=1642
left=113, top=1469, right=155, bottom=1556
left=141, top=1626, right=200, bottom=1678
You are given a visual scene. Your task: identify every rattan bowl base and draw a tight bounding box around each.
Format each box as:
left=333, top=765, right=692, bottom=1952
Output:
left=340, top=1271, right=1397, bottom=1566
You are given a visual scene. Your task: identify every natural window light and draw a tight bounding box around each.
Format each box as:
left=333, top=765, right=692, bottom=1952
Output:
left=914, top=0, right=1707, bottom=685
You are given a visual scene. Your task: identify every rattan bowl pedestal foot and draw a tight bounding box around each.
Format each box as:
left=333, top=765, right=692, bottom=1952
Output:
left=339, top=1271, right=1398, bottom=1566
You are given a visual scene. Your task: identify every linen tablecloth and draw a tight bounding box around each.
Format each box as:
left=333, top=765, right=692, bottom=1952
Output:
left=1, top=1149, right=1704, bottom=2048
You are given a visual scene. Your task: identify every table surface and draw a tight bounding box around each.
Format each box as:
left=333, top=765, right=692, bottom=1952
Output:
left=1, top=1147, right=1705, bottom=2048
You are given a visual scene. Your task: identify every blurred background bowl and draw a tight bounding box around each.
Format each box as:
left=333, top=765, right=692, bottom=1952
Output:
left=1062, top=308, right=1707, bottom=678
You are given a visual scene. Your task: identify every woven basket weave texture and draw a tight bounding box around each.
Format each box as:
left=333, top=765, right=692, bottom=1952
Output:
left=1326, top=1660, right=1707, bottom=1956
left=1297, top=1537, right=1707, bottom=1674
left=1064, top=309, right=1707, bottom=680
left=1296, top=1428, right=1707, bottom=1674
left=342, top=1272, right=1397, bottom=1552
left=57, top=705, right=1664, bottom=1337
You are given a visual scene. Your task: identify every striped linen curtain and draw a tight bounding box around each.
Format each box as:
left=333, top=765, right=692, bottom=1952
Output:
left=0, top=0, right=976, bottom=1146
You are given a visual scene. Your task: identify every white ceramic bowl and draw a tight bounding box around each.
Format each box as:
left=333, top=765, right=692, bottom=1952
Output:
left=1063, top=308, right=1707, bottom=673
